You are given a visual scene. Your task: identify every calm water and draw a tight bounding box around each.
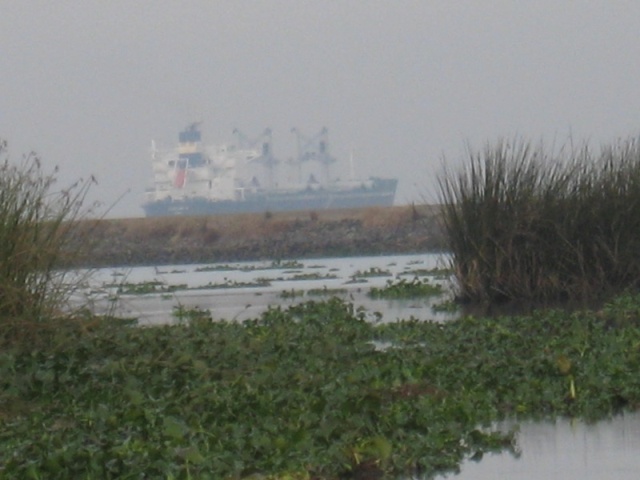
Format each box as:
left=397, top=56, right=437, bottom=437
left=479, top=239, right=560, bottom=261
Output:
left=435, top=412, right=640, bottom=480
left=79, top=253, right=455, bottom=325
left=76, top=254, right=640, bottom=478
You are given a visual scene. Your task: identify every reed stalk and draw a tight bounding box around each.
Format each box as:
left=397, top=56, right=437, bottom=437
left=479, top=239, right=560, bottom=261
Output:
left=0, top=141, right=95, bottom=346
left=438, top=136, right=640, bottom=305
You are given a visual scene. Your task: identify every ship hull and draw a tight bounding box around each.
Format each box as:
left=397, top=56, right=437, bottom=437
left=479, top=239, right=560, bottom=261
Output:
left=142, top=178, right=398, bottom=217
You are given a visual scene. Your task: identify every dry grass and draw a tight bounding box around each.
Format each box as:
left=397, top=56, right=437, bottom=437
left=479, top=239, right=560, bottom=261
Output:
left=0, top=142, right=96, bottom=347
left=73, top=205, right=444, bottom=267
left=87, top=206, right=425, bottom=244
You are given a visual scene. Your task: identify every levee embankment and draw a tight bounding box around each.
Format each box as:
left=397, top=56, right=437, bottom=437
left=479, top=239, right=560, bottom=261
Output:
left=70, top=205, right=445, bottom=268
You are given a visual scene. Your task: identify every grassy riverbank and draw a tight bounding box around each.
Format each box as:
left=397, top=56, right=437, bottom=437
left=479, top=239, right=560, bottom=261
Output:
left=69, top=204, right=446, bottom=268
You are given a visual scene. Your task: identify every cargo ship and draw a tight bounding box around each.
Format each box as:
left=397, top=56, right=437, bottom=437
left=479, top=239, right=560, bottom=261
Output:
left=142, top=123, right=398, bottom=217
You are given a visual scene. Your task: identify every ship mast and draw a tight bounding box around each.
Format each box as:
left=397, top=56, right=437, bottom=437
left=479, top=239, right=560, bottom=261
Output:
left=349, top=147, right=355, bottom=180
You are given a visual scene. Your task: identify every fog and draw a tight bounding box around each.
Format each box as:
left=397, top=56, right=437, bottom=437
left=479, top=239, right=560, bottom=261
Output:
left=2, top=1, right=640, bottom=218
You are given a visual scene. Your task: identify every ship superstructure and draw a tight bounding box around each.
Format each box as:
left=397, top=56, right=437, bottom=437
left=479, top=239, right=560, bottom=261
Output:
left=142, top=124, right=398, bottom=217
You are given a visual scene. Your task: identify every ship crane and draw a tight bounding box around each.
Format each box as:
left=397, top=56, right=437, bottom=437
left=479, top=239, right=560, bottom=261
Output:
left=290, top=127, right=336, bottom=185
left=232, top=128, right=278, bottom=188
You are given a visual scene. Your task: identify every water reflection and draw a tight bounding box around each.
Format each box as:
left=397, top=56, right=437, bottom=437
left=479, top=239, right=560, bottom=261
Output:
left=435, top=412, right=640, bottom=480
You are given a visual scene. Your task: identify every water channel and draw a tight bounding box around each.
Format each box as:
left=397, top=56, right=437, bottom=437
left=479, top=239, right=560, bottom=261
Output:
left=77, top=253, right=640, bottom=478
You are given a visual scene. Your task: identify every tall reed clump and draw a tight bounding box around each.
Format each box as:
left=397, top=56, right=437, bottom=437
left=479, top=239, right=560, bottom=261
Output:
left=438, top=137, right=640, bottom=305
left=0, top=140, right=95, bottom=346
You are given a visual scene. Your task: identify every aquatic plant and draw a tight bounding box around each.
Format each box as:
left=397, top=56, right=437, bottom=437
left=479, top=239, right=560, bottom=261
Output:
left=431, top=298, right=460, bottom=313
left=0, top=141, right=95, bottom=346
left=271, top=259, right=305, bottom=269
left=3, top=295, right=640, bottom=478
left=110, top=280, right=187, bottom=295
left=368, top=277, right=443, bottom=299
left=307, top=287, right=348, bottom=296
left=352, top=267, right=393, bottom=279
left=196, top=260, right=305, bottom=273
left=194, top=264, right=240, bottom=272
left=438, top=137, right=640, bottom=304
left=279, top=288, right=305, bottom=299
left=290, top=272, right=338, bottom=281
left=280, top=287, right=349, bottom=299
left=172, top=305, right=212, bottom=323
left=400, top=266, right=452, bottom=278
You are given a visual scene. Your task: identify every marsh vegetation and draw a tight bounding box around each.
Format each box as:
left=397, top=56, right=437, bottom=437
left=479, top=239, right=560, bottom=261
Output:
left=0, top=142, right=96, bottom=347
left=4, top=294, right=640, bottom=478
left=2, top=136, right=640, bottom=478
left=438, top=137, right=640, bottom=305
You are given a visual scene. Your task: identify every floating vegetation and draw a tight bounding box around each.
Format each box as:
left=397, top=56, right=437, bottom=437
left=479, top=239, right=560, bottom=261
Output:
left=290, top=272, right=338, bottom=281
left=400, top=267, right=452, bottom=281
left=343, top=277, right=369, bottom=285
left=280, top=286, right=349, bottom=300
left=193, top=278, right=272, bottom=290
left=431, top=298, right=460, bottom=313
left=155, top=268, right=187, bottom=275
left=110, top=277, right=274, bottom=295
left=352, top=266, right=393, bottom=278
left=308, top=287, right=348, bottom=296
left=271, top=259, right=305, bottom=269
left=172, top=305, right=212, bottom=323
left=194, top=264, right=240, bottom=272
left=112, top=280, right=188, bottom=295
left=195, top=259, right=304, bottom=273
left=280, top=289, right=305, bottom=299
left=4, top=295, right=640, bottom=478
left=368, top=277, right=443, bottom=299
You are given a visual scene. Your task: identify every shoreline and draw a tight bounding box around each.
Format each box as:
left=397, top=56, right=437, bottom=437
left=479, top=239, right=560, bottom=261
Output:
left=70, top=205, right=446, bottom=268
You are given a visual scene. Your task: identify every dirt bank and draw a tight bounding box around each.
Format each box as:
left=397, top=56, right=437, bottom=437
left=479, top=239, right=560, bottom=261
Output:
left=71, top=205, right=446, bottom=268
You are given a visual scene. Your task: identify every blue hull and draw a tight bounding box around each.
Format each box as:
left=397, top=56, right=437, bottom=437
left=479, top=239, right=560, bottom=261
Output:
left=143, top=178, right=398, bottom=217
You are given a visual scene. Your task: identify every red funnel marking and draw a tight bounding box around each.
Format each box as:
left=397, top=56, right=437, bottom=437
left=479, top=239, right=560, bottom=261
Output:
left=174, top=169, right=186, bottom=188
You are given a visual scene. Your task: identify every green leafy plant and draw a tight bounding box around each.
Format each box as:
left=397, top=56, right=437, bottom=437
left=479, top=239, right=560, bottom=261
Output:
left=112, top=280, right=187, bottom=295
left=279, top=289, right=305, bottom=299
left=307, top=287, right=348, bottom=297
left=351, top=267, right=393, bottom=279
left=3, top=295, right=640, bottom=478
left=290, top=272, right=338, bottom=281
left=172, top=305, right=212, bottom=323
left=368, top=277, right=443, bottom=299
left=431, top=298, right=460, bottom=313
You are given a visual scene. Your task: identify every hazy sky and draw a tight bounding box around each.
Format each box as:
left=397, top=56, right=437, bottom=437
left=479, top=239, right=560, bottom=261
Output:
left=2, top=1, right=640, bottom=218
